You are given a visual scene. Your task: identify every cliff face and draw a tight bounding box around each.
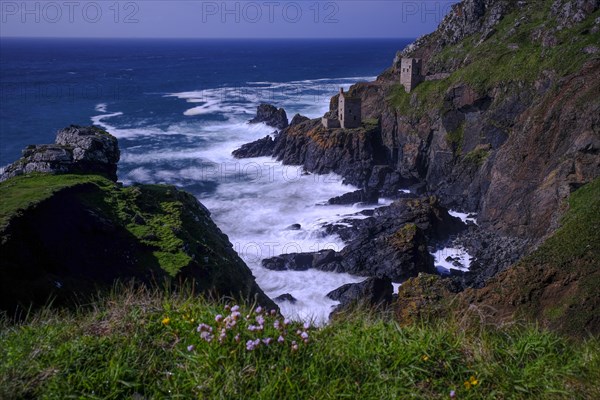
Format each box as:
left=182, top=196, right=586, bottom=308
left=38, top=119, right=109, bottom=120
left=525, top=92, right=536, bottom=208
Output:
left=0, top=127, right=274, bottom=315
left=239, top=0, right=599, bottom=243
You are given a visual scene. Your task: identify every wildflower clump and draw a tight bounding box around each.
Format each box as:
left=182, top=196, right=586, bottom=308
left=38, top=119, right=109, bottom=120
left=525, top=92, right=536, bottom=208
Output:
left=161, top=303, right=316, bottom=355
left=463, top=375, right=479, bottom=390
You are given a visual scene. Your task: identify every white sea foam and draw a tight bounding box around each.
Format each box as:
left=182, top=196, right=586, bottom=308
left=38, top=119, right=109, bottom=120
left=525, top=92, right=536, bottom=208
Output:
left=91, top=75, right=389, bottom=324
left=449, top=210, right=478, bottom=225
left=200, top=163, right=377, bottom=325
left=91, top=111, right=124, bottom=129
left=432, top=247, right=471, bottom=274
left=168, top=75, right=376, bottom=119
left=95, top=103, right=107, bottom=113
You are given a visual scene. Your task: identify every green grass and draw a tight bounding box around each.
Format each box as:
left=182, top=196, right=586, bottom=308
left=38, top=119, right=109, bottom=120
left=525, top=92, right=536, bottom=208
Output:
left=0, top=174, right=196, bottom=275
left=446, top=123, right=465, bottom=155
left=388, top=1, right=600, bottom=116
left=1, top=285, right=598, bottom=399
left=463, top=146, right=491, bottom=166
left=0, top=173, right=253, bottom=287
left=526, top=177, right=600, bottom=267
left=0, top=173, right=113, bottom=235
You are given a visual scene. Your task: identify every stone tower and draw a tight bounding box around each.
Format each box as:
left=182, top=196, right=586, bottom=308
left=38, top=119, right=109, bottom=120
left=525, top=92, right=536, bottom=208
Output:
left=338, top=88, right=361, bottom=129
left=400, top=58, right=423, bottom=93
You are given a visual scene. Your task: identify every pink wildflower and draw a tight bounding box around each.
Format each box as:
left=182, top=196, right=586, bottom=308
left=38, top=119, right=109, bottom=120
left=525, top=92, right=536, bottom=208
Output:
left=300, top=331, right=309, bottom=343
left=278, top=335, right=285, bottom=344
left=196, top=323, right=212, bottom=333
left=200, top=331, right=213, bottom=342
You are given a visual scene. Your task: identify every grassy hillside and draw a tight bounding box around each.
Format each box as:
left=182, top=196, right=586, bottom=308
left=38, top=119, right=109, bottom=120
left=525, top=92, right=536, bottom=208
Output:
left=388, top=1, right=600, bottom=117
left=1, top=286, right=599, bottom=399
left=0, top=173, right=271, bottom=314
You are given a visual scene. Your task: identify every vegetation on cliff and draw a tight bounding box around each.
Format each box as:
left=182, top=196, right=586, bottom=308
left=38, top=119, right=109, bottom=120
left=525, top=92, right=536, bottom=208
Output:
left=0, top=173, right=272, bottom=315
left=1, top=286, right=599, bottom=399
left=461, top=177, right=600, bottom=337
left=390, top=0, right=600, bottom=114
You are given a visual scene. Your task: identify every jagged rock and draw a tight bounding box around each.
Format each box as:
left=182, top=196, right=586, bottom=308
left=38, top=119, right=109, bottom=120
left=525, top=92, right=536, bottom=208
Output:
left=551, top=0, right=599, bottom=28
left=319, top=222, right=435, bottom=281
left=400, top=0, right=512, bottom=74
left=274, top=293, right=297, bottom=303
left=395, top=274, right=455, bottom=325
left=0, top=125, right=120, bottom=182
left=327, top=189, right=379, bottom=205
left=290, top=113, right=310, bottom=126
left=262, top=250, right=338, bottom=272
left=263, top=197, right=464, bottom=281
left=232, top=135, right=275, bottom=158
left=270, top=118, right=392, bottom=190
left=327, top=277, right=393, bottom=312
left=234, top=0, right=599, bottom=300
left=449, top=226, right=529, bottom=289
left=249, top=104, right=288, bottom=130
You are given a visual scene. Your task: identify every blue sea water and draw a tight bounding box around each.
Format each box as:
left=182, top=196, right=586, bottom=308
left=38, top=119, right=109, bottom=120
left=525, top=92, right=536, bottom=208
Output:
left=1, top=38, right=408, bottom=166
left=0, top=37, right=412, bottom=322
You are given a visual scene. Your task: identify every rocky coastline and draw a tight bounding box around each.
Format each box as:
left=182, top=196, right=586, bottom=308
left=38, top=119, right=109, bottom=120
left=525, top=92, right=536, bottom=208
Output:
left=231, top=0, right=600, bottom=319
left=1, top=0, right=598, bottom=333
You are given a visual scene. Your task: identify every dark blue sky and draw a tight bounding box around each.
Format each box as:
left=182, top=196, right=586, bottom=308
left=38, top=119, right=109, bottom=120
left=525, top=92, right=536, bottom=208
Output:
left=1, top=1, right=458, bottom=38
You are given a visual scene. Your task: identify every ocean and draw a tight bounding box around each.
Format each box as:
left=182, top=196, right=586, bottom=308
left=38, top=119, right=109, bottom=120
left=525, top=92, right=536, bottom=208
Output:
left=0, top=37, right=412, bottom=323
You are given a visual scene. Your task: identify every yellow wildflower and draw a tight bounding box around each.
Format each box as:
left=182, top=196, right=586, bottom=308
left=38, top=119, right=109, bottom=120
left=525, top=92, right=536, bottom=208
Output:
left=162, top=317, right=171, bottom=326
left=464, top=375, right=478, bottom=390
left=422, top=355, right=429, bottom=361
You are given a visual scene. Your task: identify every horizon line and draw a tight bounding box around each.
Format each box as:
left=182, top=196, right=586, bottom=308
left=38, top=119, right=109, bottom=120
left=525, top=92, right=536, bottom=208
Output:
left=0, top=36, right=416, bottom=40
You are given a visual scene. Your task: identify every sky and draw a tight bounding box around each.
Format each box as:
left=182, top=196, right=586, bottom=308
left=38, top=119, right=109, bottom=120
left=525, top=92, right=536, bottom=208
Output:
left=0, top=1, right=459, bottom=39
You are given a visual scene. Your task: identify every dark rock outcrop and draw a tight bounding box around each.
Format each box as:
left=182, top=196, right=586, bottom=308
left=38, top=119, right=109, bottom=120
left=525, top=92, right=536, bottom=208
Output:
left=232, top=134, right=275, bottom=158
left=262, top=249, right=338, bottom=272
left=290, top=113, right=310, bottom=126
left=327, top=189, right=380, bottom=205
left=274, top=293, right=297, bottom=303
left=395, top=274, right=455, bottom=325
left=249, top=104, right=288, bottom=130
left=327, top=277, right=393, bottom=311
left=0, top=125, right=120, bottom=182
left=263, top=197, right=465, bottom=282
